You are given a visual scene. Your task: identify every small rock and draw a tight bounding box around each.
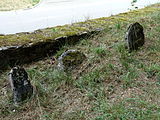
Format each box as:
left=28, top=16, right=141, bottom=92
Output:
left=58, top=50, right=86, bottom=71
left=125, top=22, right=145, bottom=52
left=8, top=67, right=33, bottom=104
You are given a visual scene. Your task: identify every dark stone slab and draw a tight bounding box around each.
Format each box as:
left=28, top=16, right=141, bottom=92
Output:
left=125, top=22, right=145, bottom=52
left=8, top=67, right=33, bottom=104
left=0, top=29, right=102, bottom=72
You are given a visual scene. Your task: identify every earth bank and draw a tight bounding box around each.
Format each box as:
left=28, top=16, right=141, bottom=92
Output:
left=0, top=3, right=160, bottom=120
left=0, top=4, right=159, bottom=70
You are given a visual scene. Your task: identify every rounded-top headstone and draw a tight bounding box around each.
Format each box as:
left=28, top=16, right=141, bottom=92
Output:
left=58, top=49, right=86, bottom=71
left=125, top=22, right=145, bottom=52
left=8, top=67, right=33, bottom=104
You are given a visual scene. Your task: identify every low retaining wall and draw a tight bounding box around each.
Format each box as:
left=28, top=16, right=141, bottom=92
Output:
left=0, top=29, right=102, bottom=71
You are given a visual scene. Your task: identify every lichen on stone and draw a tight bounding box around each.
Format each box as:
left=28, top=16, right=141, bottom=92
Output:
left=58, top=49, right=86, bottom=71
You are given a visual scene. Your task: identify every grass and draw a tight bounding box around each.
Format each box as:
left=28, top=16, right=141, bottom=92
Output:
left=0, top=0, right=40, bottom=11
left=0, top=3, right=160, bottom=120
left=0, top=4, right=160, bottom=46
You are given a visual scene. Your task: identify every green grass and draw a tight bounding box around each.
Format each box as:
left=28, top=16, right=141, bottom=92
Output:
left=0, top=3, right=160, bottom=120
left=0, top=4, right=160, bottom=46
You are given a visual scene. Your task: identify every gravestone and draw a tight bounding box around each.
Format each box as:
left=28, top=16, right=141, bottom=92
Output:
left=125, top=22, right=145, bottom=52
left=8, top=67, right=33, bottom=104
left=58, top=50, right=86, bottom=71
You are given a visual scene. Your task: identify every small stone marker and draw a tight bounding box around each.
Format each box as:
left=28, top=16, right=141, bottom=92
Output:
left=125, top=22, right=145, bottom=52
left=8, top=67, right=33, bottom=104
left=58, top=50, right=86, bottom=71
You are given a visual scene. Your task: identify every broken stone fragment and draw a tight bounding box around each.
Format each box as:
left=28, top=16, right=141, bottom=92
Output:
left=8, top=67, right=33, bottom=104
left=58, top=50, right=86, bottom=71
left=125, top=22, right=145, bottom=52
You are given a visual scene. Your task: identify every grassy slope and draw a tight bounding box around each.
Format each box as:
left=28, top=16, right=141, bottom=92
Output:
left=0, top=4, right=159, bottom=46
left=0, top=0, right=40, bottom=11
left=0, top=4, right=160, bottom=120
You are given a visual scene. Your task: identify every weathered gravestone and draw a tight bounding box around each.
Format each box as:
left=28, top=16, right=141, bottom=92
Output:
left=8, top=67, right=33, bottom=104
left=125, top=22, right=145, bottom=52
left=58, top=50, right=86, bottom=71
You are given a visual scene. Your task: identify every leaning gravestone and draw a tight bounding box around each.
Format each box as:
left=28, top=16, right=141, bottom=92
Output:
left=125, top=22, right=145, bottom=52
left=8, top=67, right=33, bottom=104
left=58, top=50, right=86, bottom=71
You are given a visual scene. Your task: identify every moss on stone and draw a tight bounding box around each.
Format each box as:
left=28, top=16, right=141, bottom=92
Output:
left=58, top=50, right=86, bottom=71
left=0, top=3, right=160, bottom=47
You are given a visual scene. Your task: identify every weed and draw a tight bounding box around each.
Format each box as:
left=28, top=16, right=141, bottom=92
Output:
left=115, top=23, right=121, bottom=30
left=117, top=44, right=130, bottom=69
left=120, top=68, right=138, bottom=88
left=1, top=3, right=160, bottom=120
left=144, top=64, right=160, bottom=78
left=93, top=46, right=106, bottom=57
